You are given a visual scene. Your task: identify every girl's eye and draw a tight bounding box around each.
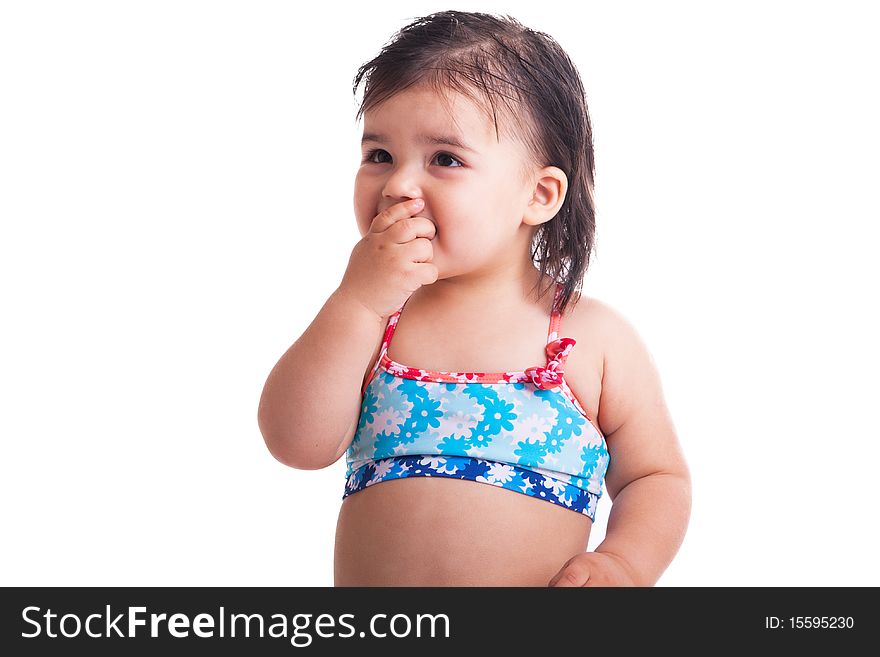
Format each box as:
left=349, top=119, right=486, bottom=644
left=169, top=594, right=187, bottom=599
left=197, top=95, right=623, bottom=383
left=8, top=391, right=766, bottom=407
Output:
left=362, top=149, right=463, bottom=168
left=434, top=152, right=463, bottom=168
left=363, top=148, right=391, bottom=164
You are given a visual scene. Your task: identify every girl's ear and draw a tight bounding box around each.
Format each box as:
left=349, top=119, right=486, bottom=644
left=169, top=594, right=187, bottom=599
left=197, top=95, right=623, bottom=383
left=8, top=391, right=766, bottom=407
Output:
left=522, top=166, right=568, bottom=226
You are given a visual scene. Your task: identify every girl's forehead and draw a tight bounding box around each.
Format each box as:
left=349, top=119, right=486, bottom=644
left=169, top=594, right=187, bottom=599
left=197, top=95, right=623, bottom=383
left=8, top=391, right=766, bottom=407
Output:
left=368, top=86, right=482, bottom=119
left=365, top=86, right=504, bottom=144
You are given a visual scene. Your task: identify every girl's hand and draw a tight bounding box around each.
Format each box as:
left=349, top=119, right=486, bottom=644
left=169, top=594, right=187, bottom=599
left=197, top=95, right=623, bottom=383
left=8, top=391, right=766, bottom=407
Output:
left=548, top=551, right=639, bottom=587
left=338, top=198, right=438, bottom=320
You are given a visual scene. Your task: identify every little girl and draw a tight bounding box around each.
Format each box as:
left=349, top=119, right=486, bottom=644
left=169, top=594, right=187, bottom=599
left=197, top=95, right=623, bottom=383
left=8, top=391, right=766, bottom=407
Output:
left=258, top=10, right=691, bottom=587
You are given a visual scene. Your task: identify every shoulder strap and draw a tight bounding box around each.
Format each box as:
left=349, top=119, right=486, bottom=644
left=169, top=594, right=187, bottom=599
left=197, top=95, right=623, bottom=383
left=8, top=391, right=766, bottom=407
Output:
left=381, top=296, right=410, bottom=356
left=361, top=300, right=408, bottom=395
left=546, top=282, right=564, bottom=344
left=524, top=282, right=576, bottom=389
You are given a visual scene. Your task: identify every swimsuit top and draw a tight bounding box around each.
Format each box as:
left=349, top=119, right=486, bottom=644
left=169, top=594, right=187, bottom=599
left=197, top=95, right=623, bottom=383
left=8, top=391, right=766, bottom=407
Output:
left=343, top=282, right=610, bottom=520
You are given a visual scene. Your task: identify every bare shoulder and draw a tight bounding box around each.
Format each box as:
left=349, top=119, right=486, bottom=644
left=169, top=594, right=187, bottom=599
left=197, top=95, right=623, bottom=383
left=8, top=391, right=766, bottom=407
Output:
left=578, top=297, right=662, bottom=436
left=564, top=294, right=688, bottom=498
left=565, top=295, right=657, bottom=431
left=561, top=293, right=624, bottom=345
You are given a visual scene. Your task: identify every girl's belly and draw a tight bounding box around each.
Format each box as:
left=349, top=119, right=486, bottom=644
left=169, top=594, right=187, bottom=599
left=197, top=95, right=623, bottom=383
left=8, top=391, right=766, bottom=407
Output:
left=334, top=476, right=592, bottom=586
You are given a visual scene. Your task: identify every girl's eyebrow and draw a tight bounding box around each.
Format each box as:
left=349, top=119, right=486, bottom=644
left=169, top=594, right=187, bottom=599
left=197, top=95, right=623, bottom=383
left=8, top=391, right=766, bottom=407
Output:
left=361, top=132, right=479, bottom=154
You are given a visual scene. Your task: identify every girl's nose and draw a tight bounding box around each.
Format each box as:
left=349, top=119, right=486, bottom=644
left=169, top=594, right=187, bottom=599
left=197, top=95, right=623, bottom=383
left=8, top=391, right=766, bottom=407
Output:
left=381, top=163, right=422, bottom=202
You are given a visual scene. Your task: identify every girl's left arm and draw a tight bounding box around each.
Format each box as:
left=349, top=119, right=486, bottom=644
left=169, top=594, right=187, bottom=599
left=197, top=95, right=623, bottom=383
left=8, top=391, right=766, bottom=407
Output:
left=549, top=303, right=692, bottom=587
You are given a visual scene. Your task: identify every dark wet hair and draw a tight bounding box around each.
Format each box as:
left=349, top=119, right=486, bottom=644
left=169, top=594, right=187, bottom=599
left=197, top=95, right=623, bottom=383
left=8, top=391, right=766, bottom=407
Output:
left=352, top=10, right=596, bottom=315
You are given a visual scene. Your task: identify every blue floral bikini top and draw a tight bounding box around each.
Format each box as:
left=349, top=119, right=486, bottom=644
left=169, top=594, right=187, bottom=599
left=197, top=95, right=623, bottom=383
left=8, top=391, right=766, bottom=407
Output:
left=343, top=282, right=610, bottom=520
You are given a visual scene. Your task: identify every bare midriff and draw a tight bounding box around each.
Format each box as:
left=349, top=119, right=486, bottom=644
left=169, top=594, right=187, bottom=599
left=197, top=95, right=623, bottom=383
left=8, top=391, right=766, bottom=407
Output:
left=333, top=475, right=592, bottom=586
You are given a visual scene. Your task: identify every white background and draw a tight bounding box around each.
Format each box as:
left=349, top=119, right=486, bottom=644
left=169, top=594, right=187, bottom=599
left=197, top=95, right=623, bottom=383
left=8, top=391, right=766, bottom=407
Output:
left=2, top=0, right=878, bottom=586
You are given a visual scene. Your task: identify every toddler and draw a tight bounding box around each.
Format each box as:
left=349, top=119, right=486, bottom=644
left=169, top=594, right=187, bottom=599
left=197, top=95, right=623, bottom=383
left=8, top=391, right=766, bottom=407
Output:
left=258, top=10, right=691, bottom=586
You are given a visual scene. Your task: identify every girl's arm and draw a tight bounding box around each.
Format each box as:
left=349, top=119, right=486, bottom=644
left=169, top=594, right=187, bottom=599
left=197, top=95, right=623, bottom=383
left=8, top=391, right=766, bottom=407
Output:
left=257, top=288, right=386, bottom=469
left=594, top=304, right=692, bottom=585
left=258, top=199, right=439, bottom=470
left=551, top=301, right=692, bottom=586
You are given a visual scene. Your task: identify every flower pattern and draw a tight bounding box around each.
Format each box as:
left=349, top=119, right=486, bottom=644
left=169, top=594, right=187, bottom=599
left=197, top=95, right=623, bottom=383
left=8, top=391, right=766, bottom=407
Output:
left=345, top=454, right=600, bottom=519
left=345, top=282, right=610, bottom=520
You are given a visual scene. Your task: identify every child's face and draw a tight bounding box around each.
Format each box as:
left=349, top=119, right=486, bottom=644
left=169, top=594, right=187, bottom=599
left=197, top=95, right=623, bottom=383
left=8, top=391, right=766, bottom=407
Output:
left=354, top=84, right=541, bottom=280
